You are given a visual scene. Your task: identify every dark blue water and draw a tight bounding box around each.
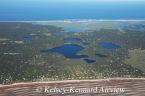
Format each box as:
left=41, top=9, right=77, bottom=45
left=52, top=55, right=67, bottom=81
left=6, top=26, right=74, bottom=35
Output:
left=0, top=1, right=145, bottom=21
left=99, top=42, right=121, bottom=49
left=41, top=44, right=88, bottom=59
left=96, top=53, right=107, bottom=58
left=83, top=59, right=96, bottom=64
left=64, top=38, right=81, bottom=42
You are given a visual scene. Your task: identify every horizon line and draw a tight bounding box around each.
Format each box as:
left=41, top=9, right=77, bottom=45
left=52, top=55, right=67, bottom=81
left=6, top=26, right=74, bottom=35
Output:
left=0, top=19, right=145, bottom=22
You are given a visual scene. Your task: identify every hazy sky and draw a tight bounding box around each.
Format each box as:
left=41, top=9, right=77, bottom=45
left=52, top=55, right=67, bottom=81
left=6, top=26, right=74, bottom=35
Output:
left=39, top=0, right=142, bottom=1
left=1, top=0, right=145, bottom=2
left=1, top=0, right=145, bottom=4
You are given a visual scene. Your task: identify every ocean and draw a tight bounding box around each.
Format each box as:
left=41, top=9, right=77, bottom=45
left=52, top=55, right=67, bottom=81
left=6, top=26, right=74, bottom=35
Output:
left=0, top=1, right=145, bottom=21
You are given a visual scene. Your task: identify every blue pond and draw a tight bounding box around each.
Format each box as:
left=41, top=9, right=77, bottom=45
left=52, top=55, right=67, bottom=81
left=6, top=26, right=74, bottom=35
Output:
left=64, top=38, right=81, bottom=42
left=52, top=32, right=62, bottom=37
left=83, top=59, right=96, bottom=64
left=41, top=44, right=88, bottom=59
left=118, top=23, right=145, bottom=32
left=96, top=53, right=107, bottom=58
left=99, top=42, right=121, bottom=49
left=22, top=35, right=33, bottom=41
left=127, top=26, right=144, bottom=32
left=121, top=24, right=145, bottom=32
left=82, top=42, right=89, bottom=45
left=96, top=34, right=103, bottom=38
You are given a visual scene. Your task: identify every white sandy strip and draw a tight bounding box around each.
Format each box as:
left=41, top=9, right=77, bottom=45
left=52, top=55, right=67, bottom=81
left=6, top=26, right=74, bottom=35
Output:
left=0, top=78, right=145, bottom=87
left=0, top=38, right=9, bottom=41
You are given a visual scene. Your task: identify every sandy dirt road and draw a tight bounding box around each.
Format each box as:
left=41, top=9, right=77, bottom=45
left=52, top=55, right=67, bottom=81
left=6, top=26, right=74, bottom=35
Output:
left=0, top=78, right=145, bottom=96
